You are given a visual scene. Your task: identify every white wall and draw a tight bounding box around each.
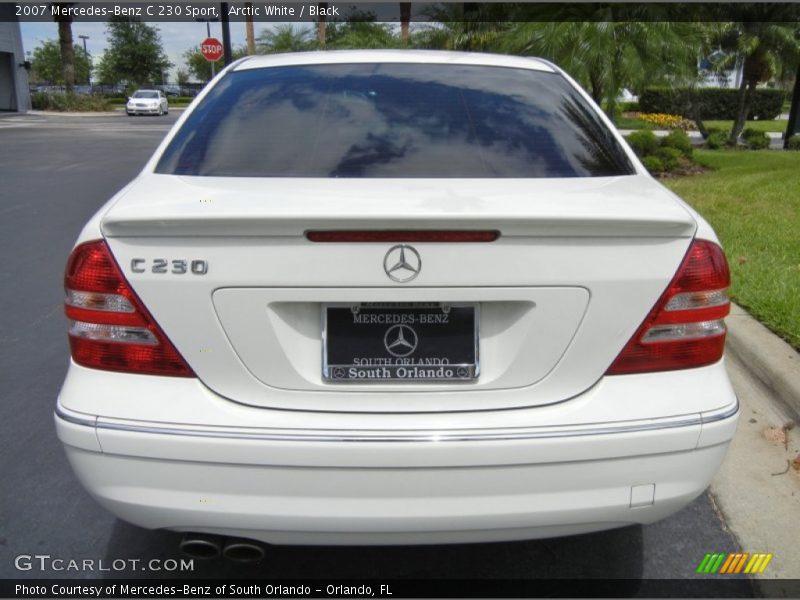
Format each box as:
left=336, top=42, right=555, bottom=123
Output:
left=0, top=7, right=30, bottom=112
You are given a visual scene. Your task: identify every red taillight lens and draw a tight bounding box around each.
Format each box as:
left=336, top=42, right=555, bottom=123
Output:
left=607, top=239, right=731, bottom=375
left=64, top=240, right=195, bottom=377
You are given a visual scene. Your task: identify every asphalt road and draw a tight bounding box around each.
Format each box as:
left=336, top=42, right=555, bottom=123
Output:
left=0, top=112, right=753, bottom=595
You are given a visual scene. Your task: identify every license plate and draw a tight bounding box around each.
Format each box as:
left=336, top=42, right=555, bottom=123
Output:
left=323, top=303, right=478, bottom=382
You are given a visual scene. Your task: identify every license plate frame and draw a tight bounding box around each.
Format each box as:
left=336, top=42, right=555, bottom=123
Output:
left=322, top=302, right=479, bottom=383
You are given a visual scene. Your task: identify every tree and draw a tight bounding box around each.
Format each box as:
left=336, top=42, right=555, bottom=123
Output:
left=412, top=4, right=510, bottom=51
left=400, top=2, right=411, bottom=43
left=500, top=11, right=701, bottom=121
left=95, top=17, right=171, bottom=86
left=256, top=24, right=314, bottom=53
left=183, top=45, right=247, bottom=82
left=411, top=5, right=702, bottom=122
left=709, top=15, right=799, bottom=144
left=316, top=2, right=327, bottom=48
left=30, top=39, right=91, bottom=84
left=51, top=2, right=76, bottom=92
left=325, top=9, right=401, bottom=49
left=175, top=69, right=190, bottom=87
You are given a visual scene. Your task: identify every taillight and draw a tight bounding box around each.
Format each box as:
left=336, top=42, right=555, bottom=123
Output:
left=64, top=240, right=195, bottom=377
left=607, top=239, right=730, bottom=375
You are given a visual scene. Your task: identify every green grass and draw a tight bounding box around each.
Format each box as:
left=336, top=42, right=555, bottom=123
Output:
left=663, top=150, right=800, bottom=349
left=704, top=120, right=788, bottom=133
left=614, top=116, right=656, bottom=130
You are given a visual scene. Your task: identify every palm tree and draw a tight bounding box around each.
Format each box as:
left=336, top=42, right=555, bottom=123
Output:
left=256, top=25, right=314, bottom=54
left=786, top=62, right=800, bottom=147
left=709, top=16, right=799, bottom=144
left=501, top=16, right=701, bottom=121
left=399, top=2, right=411, bottom=43
left=51, top=3, right=76, bottom=92
left=317, top=3, right=327, bottom=49
left=413, top=4, right=510, bottom=51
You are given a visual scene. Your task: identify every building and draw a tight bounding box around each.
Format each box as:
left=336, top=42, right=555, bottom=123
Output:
left=0, top=4, right=30, bottom=112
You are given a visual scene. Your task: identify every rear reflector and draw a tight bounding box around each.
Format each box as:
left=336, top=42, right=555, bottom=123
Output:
left=64, top=240, right=195, bottom=377
left=306, top=230, right=499, bottom=243
left=606, top=239, right=731, bottom=375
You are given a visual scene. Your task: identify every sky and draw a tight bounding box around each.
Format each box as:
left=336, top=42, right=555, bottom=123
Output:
left=20, top=20, right=270, bottom=82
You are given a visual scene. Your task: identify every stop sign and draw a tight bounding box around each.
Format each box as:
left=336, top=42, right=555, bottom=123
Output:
left=200, top=37, right=223, bottom=62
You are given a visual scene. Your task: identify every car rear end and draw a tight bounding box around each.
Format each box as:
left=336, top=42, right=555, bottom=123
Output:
left=56, top=51, right=738, bottom=546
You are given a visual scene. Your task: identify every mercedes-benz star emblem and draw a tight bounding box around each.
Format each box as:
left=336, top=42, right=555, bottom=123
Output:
left=384, top=324, right=419, bottom=358
left=383, top=244, right=421, bottom=283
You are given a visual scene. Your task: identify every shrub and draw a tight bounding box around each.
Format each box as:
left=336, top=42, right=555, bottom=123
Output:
left=640, top=155, right=665, bottom=174
left=639, top=87, right=785, bottom=121
left=662, top=129, right=693, bottom=158
left=618, top=101, right=640, bottom=113
left=742, top=128, right=770, bottom=149
left=626, top=130, right=660, bottom=157
left=786, top=135, right=800, bottom=151
left=655, top=147, right=683, bottom=170
left=31, top=92, right=112, bottom=112
left=706, top=131, right=729, bottom=149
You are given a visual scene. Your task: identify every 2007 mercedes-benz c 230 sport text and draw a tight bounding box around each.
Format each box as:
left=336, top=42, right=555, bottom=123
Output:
left=55, top=50, right=738, bottom=553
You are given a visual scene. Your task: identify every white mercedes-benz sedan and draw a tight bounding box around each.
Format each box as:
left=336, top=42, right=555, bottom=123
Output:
left=126, top=89, right=169, bottom=116
left=56, top=50, right=738, bottom=555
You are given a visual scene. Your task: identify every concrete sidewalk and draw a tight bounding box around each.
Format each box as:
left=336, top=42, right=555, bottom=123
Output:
left=708, top=304, right=800, bottom=586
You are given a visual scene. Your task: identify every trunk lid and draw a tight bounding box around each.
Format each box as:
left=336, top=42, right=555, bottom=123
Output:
left=101, top=174, right=696, bottom=412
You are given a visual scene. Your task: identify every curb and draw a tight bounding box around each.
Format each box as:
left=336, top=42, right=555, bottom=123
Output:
left=726, top=303, right=800, bottom=419
left=617, top=129, right=786, bottom=149
left=28, top=110, right=120, bottom=117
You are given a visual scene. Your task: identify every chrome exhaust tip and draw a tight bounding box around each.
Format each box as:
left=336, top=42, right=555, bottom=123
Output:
left=179, top=533, right=223, bottom=560
left=222, top=539, right=266, bottom=563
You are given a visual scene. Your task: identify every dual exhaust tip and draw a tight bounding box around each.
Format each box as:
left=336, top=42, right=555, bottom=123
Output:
left=180, top=533, right=265, bottom=563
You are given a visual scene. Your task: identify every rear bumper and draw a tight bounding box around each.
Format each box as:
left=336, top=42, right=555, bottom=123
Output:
left=55, top=362, right=738, bottom=544
left=58, top=432, right=734, bottom=546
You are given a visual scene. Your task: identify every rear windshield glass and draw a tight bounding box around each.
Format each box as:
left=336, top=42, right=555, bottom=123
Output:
left=155, top=63, right=634, bottom=178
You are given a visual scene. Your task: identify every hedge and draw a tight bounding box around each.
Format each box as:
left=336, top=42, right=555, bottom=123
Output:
left=639, top=87, right=785, bottom=121
left=31, top=92, right=112, bottom=112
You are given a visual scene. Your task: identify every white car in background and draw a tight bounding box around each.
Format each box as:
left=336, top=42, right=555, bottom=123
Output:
left=56, top=50, right=737, bottom=561
left=126, top=89, right=169, bottom=116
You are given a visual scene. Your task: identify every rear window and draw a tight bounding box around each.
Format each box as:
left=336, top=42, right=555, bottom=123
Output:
left=155, top=63, right=634, bottom=178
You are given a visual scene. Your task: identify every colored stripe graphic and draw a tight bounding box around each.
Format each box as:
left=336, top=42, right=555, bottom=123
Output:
left=719, top=553, right=736, bottom=574
left=696, top=554, right=713, bottom=574
left=758, top=554, right=774, bottom=573
left=698, top=553, right=774, bottom=575
left=711, top=554, right=726, bottom=573
left=734, top=553, right=750, bottom=573
left=745, top=555, right=760, bottom=574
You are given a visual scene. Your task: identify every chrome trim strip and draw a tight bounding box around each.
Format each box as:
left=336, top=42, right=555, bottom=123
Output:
left=55, top=404, right=97, bottom=428
left=700, top=397, right=740, bottom=424
left=55, top=402, right=739, bottom=444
